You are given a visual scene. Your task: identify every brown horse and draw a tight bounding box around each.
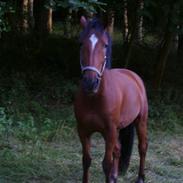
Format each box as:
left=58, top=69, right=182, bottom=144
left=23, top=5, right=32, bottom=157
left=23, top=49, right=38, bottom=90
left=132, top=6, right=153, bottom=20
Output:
left=74, top=16, right=148, bottom=183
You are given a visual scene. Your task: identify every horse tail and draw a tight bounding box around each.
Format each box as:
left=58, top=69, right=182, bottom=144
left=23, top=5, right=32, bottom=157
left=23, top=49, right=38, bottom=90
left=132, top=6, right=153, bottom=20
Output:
left=118, top=123, right=135, bottom=175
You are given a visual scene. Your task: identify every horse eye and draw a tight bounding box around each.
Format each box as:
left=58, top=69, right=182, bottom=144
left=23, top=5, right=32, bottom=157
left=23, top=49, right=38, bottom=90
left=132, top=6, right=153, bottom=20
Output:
left=104, top=44, right=108, bottom=48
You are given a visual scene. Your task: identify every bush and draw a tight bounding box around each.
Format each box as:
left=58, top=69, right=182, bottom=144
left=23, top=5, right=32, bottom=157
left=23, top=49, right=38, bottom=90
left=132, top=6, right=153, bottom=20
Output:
left=148, top=95, right=183, bottom=133
left=0, top=69, right=77, bottom=143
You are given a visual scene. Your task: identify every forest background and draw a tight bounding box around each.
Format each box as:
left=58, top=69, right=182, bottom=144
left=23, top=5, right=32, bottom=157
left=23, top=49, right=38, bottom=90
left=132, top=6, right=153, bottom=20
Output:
left=0, top=0, right=183, bottom=182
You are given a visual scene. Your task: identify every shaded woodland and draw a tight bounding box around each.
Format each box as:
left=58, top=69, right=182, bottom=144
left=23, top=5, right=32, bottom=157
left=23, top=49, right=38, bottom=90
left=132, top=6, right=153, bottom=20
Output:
left=0, top=1, right=182, bottom=182
left=0, top=0, right=183, bottom=89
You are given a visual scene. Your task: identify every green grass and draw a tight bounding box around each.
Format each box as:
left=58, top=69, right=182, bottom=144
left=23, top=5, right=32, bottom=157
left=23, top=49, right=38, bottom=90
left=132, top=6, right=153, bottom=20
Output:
left=0, top=126, right=183, bottom=183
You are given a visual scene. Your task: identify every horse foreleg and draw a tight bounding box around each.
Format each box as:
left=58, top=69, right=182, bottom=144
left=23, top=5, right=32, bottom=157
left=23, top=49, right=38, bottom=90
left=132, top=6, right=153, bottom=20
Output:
left=111, top=143, right=121, bottom=183
left=78, top=131, right=92, bottom=183
left=135, top=120, right=148, bottom=183
left=102, top=127, right=118, bottom=183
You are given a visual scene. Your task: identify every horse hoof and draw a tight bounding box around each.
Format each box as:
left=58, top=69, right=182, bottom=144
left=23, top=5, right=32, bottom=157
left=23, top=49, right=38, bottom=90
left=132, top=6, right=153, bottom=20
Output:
left=110, top=179, right=117, bottom=183
left=135, top=178, right=144, bottom=183
left=110, top=176, right=117, bottom=183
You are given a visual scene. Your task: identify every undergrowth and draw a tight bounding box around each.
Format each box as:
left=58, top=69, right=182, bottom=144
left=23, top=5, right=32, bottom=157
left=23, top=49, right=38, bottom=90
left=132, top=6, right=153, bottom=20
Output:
left=0, top=73, right=182, bottom=146
left=0, top=71, right=77, bottom=145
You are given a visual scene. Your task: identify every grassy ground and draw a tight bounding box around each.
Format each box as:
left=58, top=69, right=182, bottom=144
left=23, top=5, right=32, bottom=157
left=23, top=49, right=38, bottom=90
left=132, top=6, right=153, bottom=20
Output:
left=0, top=117, right=182, bottom=183
left=0, top=26, right=183, bottom=183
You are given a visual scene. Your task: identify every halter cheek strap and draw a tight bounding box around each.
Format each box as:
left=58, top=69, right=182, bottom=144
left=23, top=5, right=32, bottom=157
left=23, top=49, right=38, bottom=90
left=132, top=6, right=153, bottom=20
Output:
left=80, top=56, right=107, bottom=78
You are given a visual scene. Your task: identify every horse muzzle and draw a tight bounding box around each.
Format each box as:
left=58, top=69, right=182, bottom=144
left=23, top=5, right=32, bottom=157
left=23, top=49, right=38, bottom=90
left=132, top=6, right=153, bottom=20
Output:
left=82, top=75, right=101, bottom=95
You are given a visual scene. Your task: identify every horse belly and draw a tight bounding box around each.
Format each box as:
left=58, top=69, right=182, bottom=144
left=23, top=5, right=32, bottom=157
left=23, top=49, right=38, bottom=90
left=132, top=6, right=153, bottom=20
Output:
left=119, top=106, right=140, bottom=128
left=119, top=93, right=141, bottom=128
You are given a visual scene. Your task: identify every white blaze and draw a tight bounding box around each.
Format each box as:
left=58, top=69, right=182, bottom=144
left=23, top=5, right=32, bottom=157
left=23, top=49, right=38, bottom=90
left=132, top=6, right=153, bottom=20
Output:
left=89, top=34, right=98, bottom=51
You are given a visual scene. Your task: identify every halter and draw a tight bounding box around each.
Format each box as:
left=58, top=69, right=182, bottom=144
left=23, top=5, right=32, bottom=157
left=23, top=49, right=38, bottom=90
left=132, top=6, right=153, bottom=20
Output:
left=80, top=56, right=107, bottom=78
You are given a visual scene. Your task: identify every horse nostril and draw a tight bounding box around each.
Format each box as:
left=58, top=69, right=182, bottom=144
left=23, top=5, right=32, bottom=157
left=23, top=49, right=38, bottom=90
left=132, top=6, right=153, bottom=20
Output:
left=93, top=77, right=99, bottom=88
left=82, top=76, right=90, bottom=90
left=82, top=75, right=100, bottom=93
left=82, top=76, right=90, bottom=86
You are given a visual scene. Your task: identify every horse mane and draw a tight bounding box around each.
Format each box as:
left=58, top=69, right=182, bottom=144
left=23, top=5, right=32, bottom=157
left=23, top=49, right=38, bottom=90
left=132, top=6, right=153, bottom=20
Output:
left=79, top=17, right=112, bottom=69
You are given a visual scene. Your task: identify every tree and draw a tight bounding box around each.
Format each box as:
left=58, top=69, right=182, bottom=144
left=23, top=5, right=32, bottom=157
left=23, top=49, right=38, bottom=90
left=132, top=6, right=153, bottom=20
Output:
left=28, top=0, right=34, bottom=30
left=122, top=0, right=129, bottom=43
left=21, top=0, right=29, bottom=32
left=33, top=0, right=53, bottom=35
left=0, top=1, right=14, bottom=37
left=123, top=0, right=138, bottom=68
left=153, top=0, right=180, bottom=89
left=136, top=0, right=144, bottom=42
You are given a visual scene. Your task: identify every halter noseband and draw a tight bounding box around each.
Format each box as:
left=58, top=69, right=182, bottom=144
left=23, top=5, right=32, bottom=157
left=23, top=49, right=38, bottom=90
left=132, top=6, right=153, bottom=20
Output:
left=80, top=56, right=107, bottom=78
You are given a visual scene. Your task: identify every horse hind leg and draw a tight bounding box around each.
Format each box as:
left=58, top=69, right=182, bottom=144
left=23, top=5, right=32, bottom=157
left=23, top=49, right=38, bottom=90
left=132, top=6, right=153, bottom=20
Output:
left=135, top=114, right=148, bottom=183
left=118, top=123, right=135, bottom=175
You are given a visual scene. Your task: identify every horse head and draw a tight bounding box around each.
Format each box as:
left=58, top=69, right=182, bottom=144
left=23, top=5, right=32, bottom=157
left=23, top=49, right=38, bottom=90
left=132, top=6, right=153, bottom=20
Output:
left=79, top=16, right=112, bottom=95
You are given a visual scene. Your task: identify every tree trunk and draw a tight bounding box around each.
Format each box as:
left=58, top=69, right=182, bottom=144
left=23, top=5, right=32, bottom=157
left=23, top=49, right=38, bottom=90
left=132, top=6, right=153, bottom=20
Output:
left=124, top=26, right=136, bottom=68
left=123, top=0, right=138, bottom=68
left=21, top=0, right=29, bottom=32
left=178, top=26, right=183, bottom=56
left=122, top=0, right=129, bottom=43
left=42, top=6, right=53, bottom=34
left=153, top=31, right=174, bottom=90
left=136, top=0, right=144, bottom=43
left=153, top=2, right=177, bottom=90
left=47, top=8, right=53, bottom=33
left=33, top=0, right=52, bottom=35
left=28, top=0, right=34, bottom=30
left=107, top=10, right=114, bottom=36
left=171, top=32, right=179, bottom=54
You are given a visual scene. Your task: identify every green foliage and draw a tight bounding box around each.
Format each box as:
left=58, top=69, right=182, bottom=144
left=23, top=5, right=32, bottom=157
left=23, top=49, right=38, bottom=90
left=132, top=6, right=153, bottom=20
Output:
left=148, top=90, right=183, bottom=133
left=0, top=107, right=13, bottom=144
left=53, top=0, right=106, bottom=12
left=0, top=65, right=77, bottom=143
left=0, top=1, right=8, bottom=33
left=0, top=1, right=14, bottom=33
left=143, top=0, right=183, bottom=34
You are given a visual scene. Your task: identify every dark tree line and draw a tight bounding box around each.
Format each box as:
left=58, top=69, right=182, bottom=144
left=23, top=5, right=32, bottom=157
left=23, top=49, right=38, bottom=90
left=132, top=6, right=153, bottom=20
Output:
left=0, top=0, right=53, bottom=35
left=0, top=0, right=183, bottom=89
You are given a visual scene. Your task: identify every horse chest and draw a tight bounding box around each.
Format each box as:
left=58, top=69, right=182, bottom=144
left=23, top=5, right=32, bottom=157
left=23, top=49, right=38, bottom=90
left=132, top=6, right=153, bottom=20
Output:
left=79, top=110, right=105, bottom=132
left=76, top=98, right=107, bottom=131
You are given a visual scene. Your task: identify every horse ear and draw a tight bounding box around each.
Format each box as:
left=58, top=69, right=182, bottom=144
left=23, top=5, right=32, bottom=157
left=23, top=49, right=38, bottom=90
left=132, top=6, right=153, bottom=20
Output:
left=80, top=16, right=88, bottom=28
